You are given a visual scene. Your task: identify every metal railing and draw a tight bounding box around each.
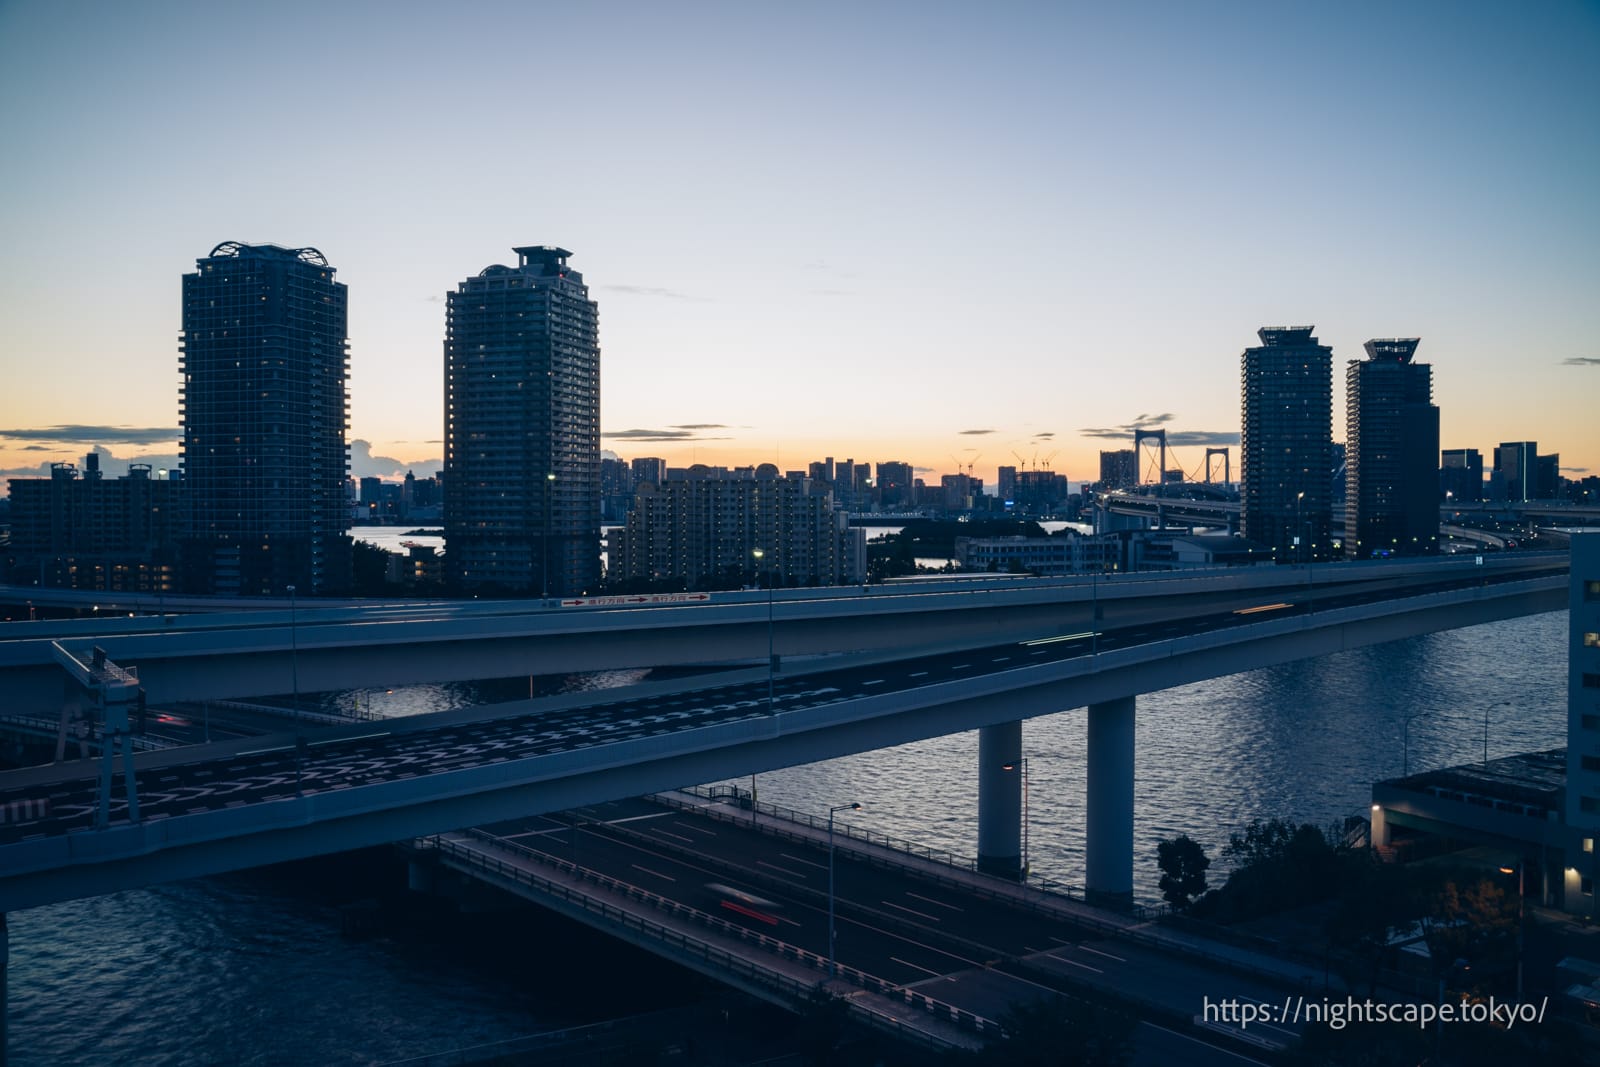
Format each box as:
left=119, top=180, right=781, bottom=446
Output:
left=420, top=832, right=1000, bottom=1049
left=655, top=789, right=1349, bottom=995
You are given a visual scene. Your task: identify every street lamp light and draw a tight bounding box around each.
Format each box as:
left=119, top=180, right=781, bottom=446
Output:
left=1003, top=758, right=1030, bottom=877
left=752, top=548, right=775, bottom=713
left=286, top=584, right=299, bottom=709
left=827, top=801, right=861, bottom=978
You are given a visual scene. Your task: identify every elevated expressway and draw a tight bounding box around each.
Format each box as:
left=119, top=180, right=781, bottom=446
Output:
left=0, top=554, right=1565, bottom=715
left=0, top=554, right=1566, bottom=914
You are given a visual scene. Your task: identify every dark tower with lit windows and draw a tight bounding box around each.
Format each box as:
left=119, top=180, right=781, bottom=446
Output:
left=1240, top=326, right=1333, bottom=562
left=179, top=242, right=351, bottom=595
left=443, top=246, right=600, bottom=595
left=1345, top=338, right=1439, bottom=558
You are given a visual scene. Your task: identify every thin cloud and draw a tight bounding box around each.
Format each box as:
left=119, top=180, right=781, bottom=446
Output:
left=1561, top=357, right=1600, bottom=366
left=600, top=284, right=704, bottom=301
left=0, top=425, right=179, bottom=445
left=1078, top=413, right=1180, bottom=440
left=959, top=429, right=996, bottom=436
left=1034, top=432, right=1056, bottom=439
left=1166, top=430, right=1240, bottom=447
left=603, top=428, right=733, bottom=442
left=671, top=423, right=730, bottom=430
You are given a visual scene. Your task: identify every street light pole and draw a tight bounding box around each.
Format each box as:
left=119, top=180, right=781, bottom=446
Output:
left=543, top=471, right=556, bottom=604
left=1501, top=864, right=1525, bottom=998
left=753, top=548, right=774, bottom=713
left=1003, top=758, right=1030, bottom=876
left=286, top=584, right=299, bottom=709
left=827, top=801, right=861, bottom=978
left=1402, top=710, right=1430, bottom=777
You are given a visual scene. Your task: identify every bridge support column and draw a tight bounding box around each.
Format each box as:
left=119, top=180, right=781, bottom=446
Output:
left=1086, top=696, right=1134, bottom=909
left=2, top=911, right=8, bottom=1067
left=977, top=721, right=1023, bottom=879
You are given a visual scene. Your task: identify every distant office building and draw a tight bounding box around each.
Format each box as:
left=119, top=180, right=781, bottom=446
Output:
left=1538, top=453, right=1562, bottom=500
left=1240, top=326, right=1333, bottom=561
left=444, top=246, right=600, bottom=595
left=180, top=242, right=351, bottom=595
left=1344, top=339, right=1439, bottom=558
left=941, top=473, right=982, bottom=513
left=1494, top=442, right=1537, bottom=503
left=1098, top=450, right=1137, bottom=490
left=600, top=457, right=635, bottom=523
left=997, top=466, right=1018, bottom=506
left=630, top=457, right=666, bottom=488
left=1440, top=448, right=1483, bottom=503
left=611, top=464, right=865, bottom=587
left=1012, top=470, right=1070, bottom=516
left=6, top=455, right=179, bottom=591
left=876, top=461, right=914, bottom=508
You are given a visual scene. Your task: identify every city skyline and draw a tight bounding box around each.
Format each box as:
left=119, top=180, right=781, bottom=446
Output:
left=1, top=2, right=1597, bottom=489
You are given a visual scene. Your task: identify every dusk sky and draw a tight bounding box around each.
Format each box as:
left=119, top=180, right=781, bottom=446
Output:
left=1, top=1, right=1596, bottom=490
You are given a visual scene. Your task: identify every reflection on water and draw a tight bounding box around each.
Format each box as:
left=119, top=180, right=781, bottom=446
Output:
left=6, top=610, right=1568, bottom=1063
left=727, top=612, right=1566, bottom=901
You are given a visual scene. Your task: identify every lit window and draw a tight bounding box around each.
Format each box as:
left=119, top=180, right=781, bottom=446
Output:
left=1587, top=633, right=1600, bottom=647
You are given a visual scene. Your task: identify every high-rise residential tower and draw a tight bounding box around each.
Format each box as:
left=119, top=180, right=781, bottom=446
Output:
left=1344, top=338, right=1439, bottom=558
left=444, top=246, right=600, bottom=595
left=1239, top=326, right=1333, bottom=561
left=179, top=242, right=351, bottom=595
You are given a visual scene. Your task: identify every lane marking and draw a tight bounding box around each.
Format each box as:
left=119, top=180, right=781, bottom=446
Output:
left=1142, top=1023, right=1270, bottom=1066
left=779, top=852, right=828, bottom=871
left=863, top=679, right=885, bottom=686
left=905, top=891, right=962, bottom=912
left=909, top=671, right=929, bottom=678
left=1079, top=945, right=1126, bottom=962
left=673, top=820, right=718, bottom=836
left=651, top=829, right=695, bottom=844
left=756, top=860, right=806, bottom=879
left=1046, top=954, right=1102, bottom=973
left=889, top=956, right=945, bottom=979
left=881, top=900, right=941, bottom=922
left=630, top=864, right=676, bottom=882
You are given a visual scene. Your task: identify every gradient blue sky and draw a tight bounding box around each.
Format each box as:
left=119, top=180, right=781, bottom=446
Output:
left=1, top=0, right=1596, bottom=489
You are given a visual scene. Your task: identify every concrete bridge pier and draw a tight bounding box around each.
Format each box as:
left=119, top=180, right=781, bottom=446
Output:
left=2, top=911, right=8, bottom=1067
left=976, top=721, right=1023, bottom=878
left=1086, top=696, right=1135, bottom=909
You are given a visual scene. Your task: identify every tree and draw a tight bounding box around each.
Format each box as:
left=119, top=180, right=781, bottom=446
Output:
left=1156, top=834, right=1210, bottom=911
left=977, top=996, right=1135, bottom=1067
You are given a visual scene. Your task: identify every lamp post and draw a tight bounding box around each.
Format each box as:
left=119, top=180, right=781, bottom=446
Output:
left=1500, top=863, right=1525, bottom=998
left=827, top=801, right=861, bottom=978
left=1402, top=710, right=1430, bottom=777
left=753, top=548, right=775, bottom=713
left=1295, top=490, right=1305, bottom=566
left=1003, top=758, right=1030, bottom=877
left=542, top=471, right=556, bottom=604
left=1483, top=700, right=1512, bottom=768
left=286, top=584, right=299, bottom=709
